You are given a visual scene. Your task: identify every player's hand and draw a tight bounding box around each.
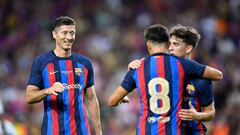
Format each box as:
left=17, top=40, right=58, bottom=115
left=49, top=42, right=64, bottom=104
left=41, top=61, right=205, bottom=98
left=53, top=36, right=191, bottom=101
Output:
left=179, top=101, right=200, bottom=121
left=128, top=59, right=141, bottom=70
left=95, top=130, right=103, bottom=135
left=119, top=96, right=130, bottom=104
left=45, top=82, right=65, bottom=95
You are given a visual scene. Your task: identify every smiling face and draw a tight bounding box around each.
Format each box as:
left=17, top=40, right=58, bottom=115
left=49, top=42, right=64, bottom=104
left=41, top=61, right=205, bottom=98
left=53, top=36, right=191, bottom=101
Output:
left=52, top=25, right=76, bottom=51
left=168, top=35, right=193, bottom=58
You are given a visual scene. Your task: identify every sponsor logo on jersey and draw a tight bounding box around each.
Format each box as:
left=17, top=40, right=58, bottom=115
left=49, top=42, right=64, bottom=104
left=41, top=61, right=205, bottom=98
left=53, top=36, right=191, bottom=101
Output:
left=62, top=83, right=82, bottom=90
left=61, top=70, right=73, bottom=75
left=147, top=116, right=170, bottom=123
left=49, top=71, right=58, bottom=75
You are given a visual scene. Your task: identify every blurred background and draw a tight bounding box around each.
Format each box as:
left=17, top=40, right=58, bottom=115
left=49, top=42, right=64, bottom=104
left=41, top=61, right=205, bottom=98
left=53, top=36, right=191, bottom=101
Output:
left=0, top=0, right=240, bottom=134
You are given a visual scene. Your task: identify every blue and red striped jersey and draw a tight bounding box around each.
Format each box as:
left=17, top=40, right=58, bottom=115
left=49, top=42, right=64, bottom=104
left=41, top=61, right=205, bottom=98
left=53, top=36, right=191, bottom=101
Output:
left=182, top=79, right=213, bottom=135
left=121, top=53, right=206, bottom=135
left=28, top=51, right=94, bottom=135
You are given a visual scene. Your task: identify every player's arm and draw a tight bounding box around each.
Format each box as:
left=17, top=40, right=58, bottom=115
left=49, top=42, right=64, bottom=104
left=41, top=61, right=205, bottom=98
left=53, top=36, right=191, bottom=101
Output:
left=185, top=59, right=223, bottom=81
left=25, top=82, right=65, bottom=104
left=26, top=58, right=66, bottom=104
left=200, top=102, right=215, bottom=121
left=179, top=101, right=215, bottom=121
left=203, top=66, right=223, bottom=80
left=108, top=86, right=129, bottom=107
left=109, top=67, right=135, bottom=106
left=84, top=86, right=102, bottom=135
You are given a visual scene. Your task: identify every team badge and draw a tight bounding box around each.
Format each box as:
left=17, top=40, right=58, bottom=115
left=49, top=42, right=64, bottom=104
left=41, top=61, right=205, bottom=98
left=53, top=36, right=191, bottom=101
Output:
left=186, top=84, right=195, bottom=94
left=75, top=68, right=82, bottom=76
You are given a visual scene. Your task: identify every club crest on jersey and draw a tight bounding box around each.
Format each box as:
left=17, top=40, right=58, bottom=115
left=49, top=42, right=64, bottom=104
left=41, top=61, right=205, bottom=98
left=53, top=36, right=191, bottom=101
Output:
left=75, top=68, right=82, bottom=76
left=186, top=84, right=195, bottom=94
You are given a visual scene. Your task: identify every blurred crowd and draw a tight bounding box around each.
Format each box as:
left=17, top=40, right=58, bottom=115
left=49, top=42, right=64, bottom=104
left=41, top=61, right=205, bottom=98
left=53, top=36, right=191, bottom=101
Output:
left=0, top=0, right=240, bottom=134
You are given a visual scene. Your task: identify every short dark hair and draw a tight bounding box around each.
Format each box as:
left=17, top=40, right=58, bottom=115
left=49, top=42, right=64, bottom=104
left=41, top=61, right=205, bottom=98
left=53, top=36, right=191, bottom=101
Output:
left=170, top=24, right=201, bottom=48
left=53, top=16, right=76, bottom=31
left=144, top=24, right=169, bottom=44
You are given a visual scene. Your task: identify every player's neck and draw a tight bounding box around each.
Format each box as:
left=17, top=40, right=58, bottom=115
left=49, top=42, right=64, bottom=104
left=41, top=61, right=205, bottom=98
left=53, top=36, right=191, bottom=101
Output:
left=149, top=47, right=167, bottom=55
left=148, top=42, right=168, bottom=55
left=54, top=48, right=72, bottom=57
left=185, top=54, right=192, bottom=59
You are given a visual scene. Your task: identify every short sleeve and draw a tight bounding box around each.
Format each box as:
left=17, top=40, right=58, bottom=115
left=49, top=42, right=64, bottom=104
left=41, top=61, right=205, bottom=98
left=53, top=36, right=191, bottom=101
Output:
left=121, top=69, right=136, bottom=93
left=196, top=79, right=214, bottom=107
left=182, top=59, right=206, bottom=78
left=27, top=57, right=43, bottom=89
left=86, top=60, right=94, bottom=88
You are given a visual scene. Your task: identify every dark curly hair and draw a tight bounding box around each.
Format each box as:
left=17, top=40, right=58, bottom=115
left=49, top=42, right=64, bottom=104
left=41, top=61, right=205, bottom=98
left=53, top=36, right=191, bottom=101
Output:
left=170, top=24, right=201, bottom=49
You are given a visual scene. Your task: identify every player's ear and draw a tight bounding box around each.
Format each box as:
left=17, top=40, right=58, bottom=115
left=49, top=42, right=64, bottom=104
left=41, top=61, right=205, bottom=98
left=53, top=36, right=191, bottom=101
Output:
left=186, top=45, right=193, bottom=55
left=52, top=31, right=56, bottom=39
left=147, top=41, right=152, bottom=52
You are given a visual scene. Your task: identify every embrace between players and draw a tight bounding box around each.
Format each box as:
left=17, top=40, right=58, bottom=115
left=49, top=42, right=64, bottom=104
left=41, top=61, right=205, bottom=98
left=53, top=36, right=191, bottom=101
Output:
left=25, top=16, right=222, bottom=135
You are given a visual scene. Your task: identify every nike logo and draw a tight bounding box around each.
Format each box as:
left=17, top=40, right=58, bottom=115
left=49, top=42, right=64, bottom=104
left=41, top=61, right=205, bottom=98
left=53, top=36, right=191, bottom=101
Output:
left=49, top=71, right=58, bottom=75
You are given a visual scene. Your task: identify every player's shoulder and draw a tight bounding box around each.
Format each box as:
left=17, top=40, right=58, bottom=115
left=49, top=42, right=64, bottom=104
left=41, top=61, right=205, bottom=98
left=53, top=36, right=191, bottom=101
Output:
left=169, top=54, right=182, bottom=59
left=170, top=55, right=194, bottom=63
left=33, top=51, right=55, bottom=63
left=72, top=52, right=93, bottom=67
left=168, top=54, right=192, bottom=66
left=73, top=52, right=91, bottom=61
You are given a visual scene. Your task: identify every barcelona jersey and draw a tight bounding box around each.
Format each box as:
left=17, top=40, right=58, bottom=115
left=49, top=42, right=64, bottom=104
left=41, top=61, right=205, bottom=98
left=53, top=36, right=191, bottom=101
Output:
left=28, top=51, right=94, bottom=135
left=121, top=53, right=206, bottom=135
left=182, top=79, right=213, bottom=135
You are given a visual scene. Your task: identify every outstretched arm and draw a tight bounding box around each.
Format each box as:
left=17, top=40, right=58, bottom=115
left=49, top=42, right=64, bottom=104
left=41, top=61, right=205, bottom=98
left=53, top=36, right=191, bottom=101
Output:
left=85, top=86, right=102, bottom=135
left=25, top=82, right=65, bottom=104
left=203, top=66, right=223, bottom=80
left=179, top=101, right=215, bottom=121
left=108, top=86, right=129, bottom=107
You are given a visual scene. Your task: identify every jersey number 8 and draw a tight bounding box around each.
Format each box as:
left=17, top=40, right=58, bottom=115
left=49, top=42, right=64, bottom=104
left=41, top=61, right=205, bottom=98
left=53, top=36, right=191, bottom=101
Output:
left=148, top=78, right=170, bottom=114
